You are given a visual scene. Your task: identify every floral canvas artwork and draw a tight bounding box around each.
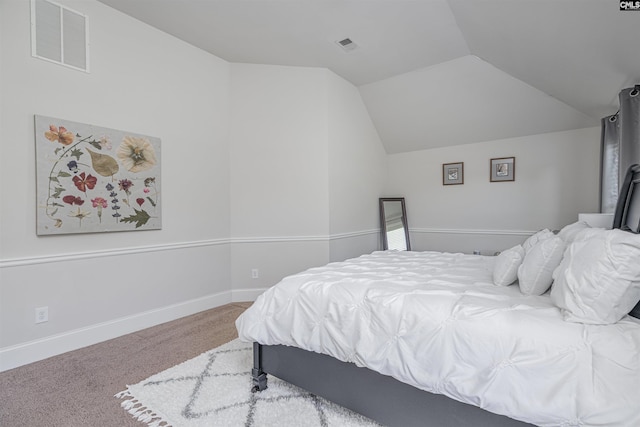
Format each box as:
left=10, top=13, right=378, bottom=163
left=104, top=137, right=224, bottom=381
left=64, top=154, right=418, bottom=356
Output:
left=35, top=115, right=161, bottom=235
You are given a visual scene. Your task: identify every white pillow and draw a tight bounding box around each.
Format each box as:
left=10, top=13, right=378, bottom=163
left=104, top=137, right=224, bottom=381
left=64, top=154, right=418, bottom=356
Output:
left=557, top=221, right=591, bottom=243
left=550, top=229, right=640, bottom=324
left=522, top=229, right=554, bottom=253
left=493, top=245, right=525, bottom=286
left=517, top=236, right=566, bottom=296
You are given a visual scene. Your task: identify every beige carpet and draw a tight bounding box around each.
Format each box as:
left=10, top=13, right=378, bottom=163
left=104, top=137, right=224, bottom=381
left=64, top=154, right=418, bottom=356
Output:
left=0, top=302, right=251, bottom=427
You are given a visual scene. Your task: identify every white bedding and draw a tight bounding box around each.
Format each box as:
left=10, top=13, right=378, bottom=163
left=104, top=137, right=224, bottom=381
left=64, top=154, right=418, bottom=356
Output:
left=236, top=251, right=640, bottom=426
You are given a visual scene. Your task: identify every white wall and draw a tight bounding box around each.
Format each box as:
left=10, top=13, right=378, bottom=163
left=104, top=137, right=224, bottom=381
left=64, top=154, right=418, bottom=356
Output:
left=229, top=64, right=330, bottom=238
left=327, top=72, right=387, bottom=261
left=0, top=0, right=232, bottom=370
left=229, top=63, right=331, bottom=297
left=386, top=127, right=601, bottom=255
left=0, top=0, right=601, bottom=372
left=0, top=4, right=387, bottom=370
left=229, top=65, right=388, bottom=293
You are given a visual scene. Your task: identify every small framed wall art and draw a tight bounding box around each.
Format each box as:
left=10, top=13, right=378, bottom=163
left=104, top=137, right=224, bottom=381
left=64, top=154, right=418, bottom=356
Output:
left=443, top=162, right=464, bottom=185
left=490, top=157, right=515, bottom=182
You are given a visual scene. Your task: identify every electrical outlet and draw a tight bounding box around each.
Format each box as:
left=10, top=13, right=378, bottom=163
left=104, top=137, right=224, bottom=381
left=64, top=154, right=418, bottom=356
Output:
left=251, top=269, right=259, bottom=279
left=35, top=306, right=48, bottom=324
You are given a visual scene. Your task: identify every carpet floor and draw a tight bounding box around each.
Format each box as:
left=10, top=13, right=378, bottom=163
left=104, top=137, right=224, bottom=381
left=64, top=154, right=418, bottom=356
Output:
left=0, top=302, right=251, bottom=427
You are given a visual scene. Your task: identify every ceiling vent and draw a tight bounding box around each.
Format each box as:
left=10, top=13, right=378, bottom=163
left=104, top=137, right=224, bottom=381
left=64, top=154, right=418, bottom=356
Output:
left=336, top=38, right=358, bottom=52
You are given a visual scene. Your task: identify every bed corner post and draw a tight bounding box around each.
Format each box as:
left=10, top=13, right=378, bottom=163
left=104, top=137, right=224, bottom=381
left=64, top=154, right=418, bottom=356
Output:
left=251, top=342, right=268, bottom=393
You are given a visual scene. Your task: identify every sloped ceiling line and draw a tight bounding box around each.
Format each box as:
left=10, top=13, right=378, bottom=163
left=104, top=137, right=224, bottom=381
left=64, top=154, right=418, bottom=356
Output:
left=97, top=0, right=639, bottom=153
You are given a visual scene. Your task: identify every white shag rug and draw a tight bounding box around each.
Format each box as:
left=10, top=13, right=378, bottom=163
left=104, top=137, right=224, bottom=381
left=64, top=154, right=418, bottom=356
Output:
left=116, top=339, right=381, bottom=427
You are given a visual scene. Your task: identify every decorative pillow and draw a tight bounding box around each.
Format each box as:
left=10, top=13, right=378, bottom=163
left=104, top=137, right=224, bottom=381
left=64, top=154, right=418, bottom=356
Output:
left=557, top=221, right=591, bottom=244
left=517, top=236, right=566, bottom=296
left=493, top=245, right=525, bottom=286
left=550, top=229, right=640, bottom=324
left=522, top=229, right=554, bottom=253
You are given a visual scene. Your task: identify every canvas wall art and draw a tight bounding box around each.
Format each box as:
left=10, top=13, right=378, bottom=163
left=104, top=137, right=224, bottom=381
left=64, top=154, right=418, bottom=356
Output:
left=35, top=115, right=162, bottom=235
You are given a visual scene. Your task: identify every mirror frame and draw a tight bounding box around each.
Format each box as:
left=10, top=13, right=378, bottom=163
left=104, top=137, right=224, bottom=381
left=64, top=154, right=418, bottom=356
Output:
left=379, top=197, right=411, bottom=251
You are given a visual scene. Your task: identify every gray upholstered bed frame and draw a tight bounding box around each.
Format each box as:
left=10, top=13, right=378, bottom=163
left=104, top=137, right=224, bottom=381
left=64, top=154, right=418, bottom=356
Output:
left=251, top=343, right=533, bottom=426
left=250, top=164, right=640, bottom=426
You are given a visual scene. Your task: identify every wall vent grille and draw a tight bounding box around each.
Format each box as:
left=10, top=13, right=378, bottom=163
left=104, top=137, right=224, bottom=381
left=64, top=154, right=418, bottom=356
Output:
left=31, top=0, right=89, bottom=72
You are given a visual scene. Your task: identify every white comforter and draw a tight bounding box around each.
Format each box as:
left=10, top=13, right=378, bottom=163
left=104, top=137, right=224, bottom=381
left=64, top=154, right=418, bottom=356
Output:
left=236, top=251, right=640, bottom=426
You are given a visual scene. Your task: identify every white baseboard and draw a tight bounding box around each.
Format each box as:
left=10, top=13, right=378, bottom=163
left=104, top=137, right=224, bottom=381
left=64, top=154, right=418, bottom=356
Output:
left=232, top=287, right=268, bottom=302
left=0, top=291, right=233, bottom=373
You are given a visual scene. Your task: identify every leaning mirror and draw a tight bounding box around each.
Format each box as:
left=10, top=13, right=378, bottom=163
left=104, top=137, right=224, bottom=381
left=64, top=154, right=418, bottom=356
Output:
left=379, top=198, right=411, bottom=251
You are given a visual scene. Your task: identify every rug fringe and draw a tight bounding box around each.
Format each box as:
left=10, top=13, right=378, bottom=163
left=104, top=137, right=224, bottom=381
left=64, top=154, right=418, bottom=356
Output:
left=115, top=388, right=171, bottom=427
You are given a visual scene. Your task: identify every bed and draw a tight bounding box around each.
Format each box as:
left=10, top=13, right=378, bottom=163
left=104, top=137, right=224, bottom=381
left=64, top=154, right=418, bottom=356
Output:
left=236, top=164, right=640, bottom=427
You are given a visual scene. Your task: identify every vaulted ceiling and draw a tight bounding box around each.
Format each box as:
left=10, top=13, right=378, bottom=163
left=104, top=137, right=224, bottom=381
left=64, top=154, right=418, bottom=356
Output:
left=98, top=0, right=640, bottom=153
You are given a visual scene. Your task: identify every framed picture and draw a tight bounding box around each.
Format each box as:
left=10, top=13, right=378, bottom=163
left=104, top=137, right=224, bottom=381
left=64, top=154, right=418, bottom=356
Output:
left=35, top=115, right=162, bottom=235
left=490, top=157, right=515, bottom=182
left=443, top=162, right=464, bottom=185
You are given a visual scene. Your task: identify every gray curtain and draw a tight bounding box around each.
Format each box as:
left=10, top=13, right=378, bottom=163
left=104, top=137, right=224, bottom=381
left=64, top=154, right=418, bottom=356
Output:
left=600, top=85, right=640, bottom=213
left=600, top=114, right=619, bottom=213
